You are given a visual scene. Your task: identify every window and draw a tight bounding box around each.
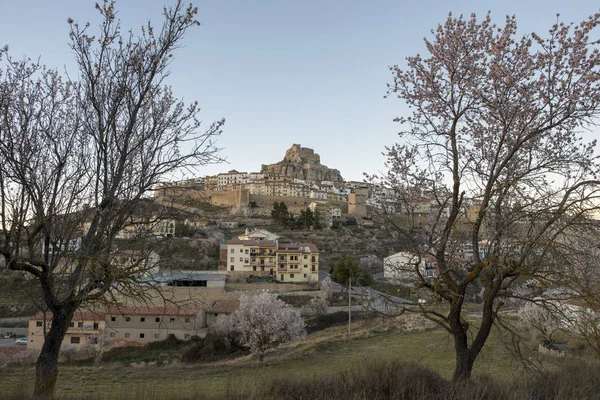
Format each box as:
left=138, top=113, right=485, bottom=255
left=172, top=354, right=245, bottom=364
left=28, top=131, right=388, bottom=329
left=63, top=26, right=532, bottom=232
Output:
left=214, top=313, right=218, bottom=317
left=304, top=274, right=307, bottom=278
left=77, top=322, right=83, bottom=328
left=304, top=255, right=307, bottom=259
left=69, top=322, right=74, bottom=327
left=230, top=249, right=234, bottom=254
left=110, top=332, right=115, bottom=338
left=230, top=257, right=234, bottom=262
left=170, top=317, right=176, bottom=322
left=312, top=266, right=316, bottom=272
left=125, top=317, right=131, bottom=322
left=253, top=266, right=256, bottom=271
left=245, top=258, right=249, bottom=263
left=93, top=322, right=99, bottom=330
left=154, top=333, right=160, bottom=339
left=111, top=316, right=116, bottom=322
left=240, top=249, right=243, bottom=253
left=155, top=317, right=160, bottom=322
left=140, top=317, right=145, bottom=322
left=125, top=333, right=130, bottom=338
left=290, top=274, right=294, bottom=278
left=239, top=257, right=243, bottom=262
left=304, top=265, right=308, bottom=268
left=245, top=249, right=249, bottom=254
left=140, top=333, right=145, bottom=339
left=230, top=265, right=234, bottom=271
left=36, top=321, right=42, bottom=327
left=185, top=318, right=191, bottom=323
left=70, top=337, right=80, bottom=344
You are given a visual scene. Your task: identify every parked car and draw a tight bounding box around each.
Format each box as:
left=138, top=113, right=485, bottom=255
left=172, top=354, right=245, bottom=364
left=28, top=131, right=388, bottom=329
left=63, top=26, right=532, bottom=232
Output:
left=15, top=338, right=28, bottom=346
left=4, top=332, right=15, bottom=339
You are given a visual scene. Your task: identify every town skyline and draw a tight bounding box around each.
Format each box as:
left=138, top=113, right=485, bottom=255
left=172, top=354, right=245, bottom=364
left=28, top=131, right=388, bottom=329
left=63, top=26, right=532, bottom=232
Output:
left=2, top=0, right=599, bottom=181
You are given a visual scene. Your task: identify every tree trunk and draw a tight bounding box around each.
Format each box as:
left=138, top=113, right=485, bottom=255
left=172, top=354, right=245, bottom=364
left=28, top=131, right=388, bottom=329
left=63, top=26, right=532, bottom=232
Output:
left=259, top=352, right=264, bottom=362
left=448, top=295, right=474, bottom=383
left=33, top=306, right=75, bottom=399
left=452, top=343, right=475, bottom=382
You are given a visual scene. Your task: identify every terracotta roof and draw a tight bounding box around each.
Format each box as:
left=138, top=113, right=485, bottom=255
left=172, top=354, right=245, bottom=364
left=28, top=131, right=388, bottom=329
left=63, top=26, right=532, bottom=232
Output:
left=227, top=239, right=277, bottom=247
left=32, top=310, right=106, bottom=321
left=206, top=299, right=239, bottom=313
left=106, top=306, right=198, bottom=316
left=307, top=244, right=320, bottom=253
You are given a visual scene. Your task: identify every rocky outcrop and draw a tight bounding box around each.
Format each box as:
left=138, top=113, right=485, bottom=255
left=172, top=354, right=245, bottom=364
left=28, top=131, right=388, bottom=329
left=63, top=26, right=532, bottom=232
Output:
left=261, top=144, right=344, bottom=182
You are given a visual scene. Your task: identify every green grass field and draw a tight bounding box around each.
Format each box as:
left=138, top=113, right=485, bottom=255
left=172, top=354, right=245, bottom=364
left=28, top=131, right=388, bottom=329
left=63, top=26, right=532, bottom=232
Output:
left=0, top=316, right=530, bottom=400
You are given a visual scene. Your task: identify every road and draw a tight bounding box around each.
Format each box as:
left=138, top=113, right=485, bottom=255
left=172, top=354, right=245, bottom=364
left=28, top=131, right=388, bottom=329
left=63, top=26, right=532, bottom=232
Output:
left=0, top=338, right=20, bottom=347
left=317, top=271, right=410, bottom=315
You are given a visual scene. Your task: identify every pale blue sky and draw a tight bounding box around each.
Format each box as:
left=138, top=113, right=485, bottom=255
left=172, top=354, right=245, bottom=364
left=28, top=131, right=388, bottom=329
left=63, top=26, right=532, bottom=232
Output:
left=1, top=0, right=598, bottom=181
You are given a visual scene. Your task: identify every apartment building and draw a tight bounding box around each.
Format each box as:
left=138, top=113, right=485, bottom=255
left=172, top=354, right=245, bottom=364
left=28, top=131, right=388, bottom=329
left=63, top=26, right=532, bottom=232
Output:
left=111, top=217, right=176, bottom=239
left=27, top=300, right=239, bottom=352
left=244, top=179, right=309, bottom=198
left=225, top=239, right=319, bottom=282
left=238, top=229, right=280, bottom=241
left=217, top=170, right=249, bottom=190
left=308, top=201, right=342, bottom=227
left=27, top=310, right=106, bottom=351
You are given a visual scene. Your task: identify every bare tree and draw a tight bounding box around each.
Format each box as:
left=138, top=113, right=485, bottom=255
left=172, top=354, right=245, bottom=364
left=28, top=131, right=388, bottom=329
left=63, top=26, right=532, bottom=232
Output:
left=0, top=1, right=223, bottom=397
left=378, top=12, right=600, bottom=382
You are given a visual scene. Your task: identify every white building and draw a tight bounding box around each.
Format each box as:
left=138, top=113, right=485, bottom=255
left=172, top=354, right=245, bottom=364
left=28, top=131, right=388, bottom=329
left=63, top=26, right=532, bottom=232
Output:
left=217, top=170, right=250, bottom=190
left=383, top=251, right=439, bottom=282
left=238, top=228, right=280, bottom=241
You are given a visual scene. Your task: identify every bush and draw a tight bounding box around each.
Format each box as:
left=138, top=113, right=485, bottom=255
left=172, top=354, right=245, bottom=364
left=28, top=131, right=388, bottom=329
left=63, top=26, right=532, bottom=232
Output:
left=9, top=351, right=36, bottom=366
left=227, top=359, right=449, bottom=399
left=229, top=358, right=600, bottom=400
left=526, top=360, right=600, bottom=399
left=145, top=334, right=184, bottom=351
left=180, top=334, right=246, bottom=364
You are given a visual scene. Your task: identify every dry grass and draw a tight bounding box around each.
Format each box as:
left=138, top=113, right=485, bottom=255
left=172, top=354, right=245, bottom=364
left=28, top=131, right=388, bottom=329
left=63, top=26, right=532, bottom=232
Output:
left=0, top=314, right=581, bottom=399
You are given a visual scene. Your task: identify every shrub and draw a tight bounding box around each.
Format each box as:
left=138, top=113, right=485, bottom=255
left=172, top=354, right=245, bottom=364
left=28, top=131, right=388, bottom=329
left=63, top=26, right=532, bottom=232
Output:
left=59, top=345, right=78, bottom=364
left=180, top=334, right=247, bottom=364
left=10, top=350, right=36, bottom=366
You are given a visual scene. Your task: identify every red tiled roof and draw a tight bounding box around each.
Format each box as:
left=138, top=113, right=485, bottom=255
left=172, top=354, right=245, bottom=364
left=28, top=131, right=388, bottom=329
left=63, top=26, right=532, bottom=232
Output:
left=32, top=310, right=106, bottom=321
left=227, top=239, right=277, bottom=247
left=206, top=299, right=239, bottom=313
left=106, top=306, right=198, bottom=316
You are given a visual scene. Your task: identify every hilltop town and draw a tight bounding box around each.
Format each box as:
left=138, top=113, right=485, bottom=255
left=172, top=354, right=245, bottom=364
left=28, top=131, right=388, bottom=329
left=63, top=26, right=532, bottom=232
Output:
left=4, top=2, right=600, bottom=399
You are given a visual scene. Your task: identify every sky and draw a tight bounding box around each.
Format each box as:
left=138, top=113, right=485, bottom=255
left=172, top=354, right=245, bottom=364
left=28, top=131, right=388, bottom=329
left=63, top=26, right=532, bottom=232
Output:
left=1, top=0, right=599, bottom=181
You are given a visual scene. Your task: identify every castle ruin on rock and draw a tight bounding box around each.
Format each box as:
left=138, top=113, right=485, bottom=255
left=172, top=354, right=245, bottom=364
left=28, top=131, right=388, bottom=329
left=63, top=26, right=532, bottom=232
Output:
left=260, top=144, right=344, bottom=182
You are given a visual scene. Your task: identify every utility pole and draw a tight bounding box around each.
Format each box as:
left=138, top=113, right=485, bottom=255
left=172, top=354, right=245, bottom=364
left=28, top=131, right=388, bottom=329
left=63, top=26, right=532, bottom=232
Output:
left=348, top=276, right=351, bottom=337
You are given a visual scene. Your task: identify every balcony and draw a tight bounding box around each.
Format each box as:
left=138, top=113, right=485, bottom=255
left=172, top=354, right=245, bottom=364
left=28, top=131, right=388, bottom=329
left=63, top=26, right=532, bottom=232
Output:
left=67, top=324, right=100, bottom=333
left=246, top=261, right=276, bottom=269
left=250, top=251, right=276, bottom=257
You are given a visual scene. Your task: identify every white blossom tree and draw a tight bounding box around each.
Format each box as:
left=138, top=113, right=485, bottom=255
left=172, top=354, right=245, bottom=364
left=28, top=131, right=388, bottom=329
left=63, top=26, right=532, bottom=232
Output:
left=379, top=12, right=600, bottom=382
left=233, top=293, right=306, bottom=362
left=320, top=277, right=334, bottom=302
left=519, top=301, right=562, bottom=343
